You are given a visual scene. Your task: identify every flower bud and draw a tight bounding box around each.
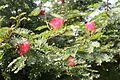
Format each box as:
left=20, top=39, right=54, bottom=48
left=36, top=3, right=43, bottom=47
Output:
left=39, top=10, right=45, bottom=15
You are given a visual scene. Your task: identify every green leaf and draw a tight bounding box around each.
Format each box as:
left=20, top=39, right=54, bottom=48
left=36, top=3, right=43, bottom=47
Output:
left=0, top=4, right=8, bottom=10
left=0, top=43, right=11, bottom=49
left=0, top=50, right=4, bottom=60
left=50, top=13, right=63, bottom=18
left=67, top=10, right=81, bottom=19
left=95, top=54, right=112, bottom=65
left=32, top=0, right=47, bottom=3
left=0, top=38, right=3, bottom=43
left=19, top=17, right=27, bottom=23
left=35, top=25, right=48, bottom=31
left=10, top=16, right=16, bottom=20
left=0, top=16, right=5, bottom=27
left=88, top=46, right=94, bottom=54
left=8, top=58, right=20, bottom=68
left=0, top=27, right=10, bottom=40
left=14, top=28, right=32, bottom=39
left=29, top=7, right=41, bottom=16
left=91, top=41, right=100, bottom=48
left=90, top=33, right=103, bottom=40
left=8, top=57, right=27, bottom=73
left=64, top=45, right=79, bottom=59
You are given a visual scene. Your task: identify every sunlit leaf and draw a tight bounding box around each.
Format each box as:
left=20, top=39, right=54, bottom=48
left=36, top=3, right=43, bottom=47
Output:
left=29, top=7, right=41, bottom=16
left=35, top=25, right=48, bottom=31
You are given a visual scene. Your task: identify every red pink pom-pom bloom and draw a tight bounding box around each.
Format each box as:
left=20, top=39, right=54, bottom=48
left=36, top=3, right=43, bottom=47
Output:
left=19, top=41, right=30, bottom=56
left=67, top=57, right=75, bottom=62
left=67, top=57, right=76, bottom=67
left=68, top=61, right=76, bottom=67
left=85, top=21, right=96, bottom=31
left=50, top=18, right=64, bottom=30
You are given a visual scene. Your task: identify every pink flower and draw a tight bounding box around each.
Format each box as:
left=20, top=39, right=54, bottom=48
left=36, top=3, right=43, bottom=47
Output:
left=50, top=18, right=64, bottom=30
left=67, top=57, right=75, bottom=62
left=68, top=61, right=76, bottom=67
left=19, top=41, right=30, bottom=56
left=67, top=57, right=76, bottom=67
left=85, top=21, right=96, bottom=31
